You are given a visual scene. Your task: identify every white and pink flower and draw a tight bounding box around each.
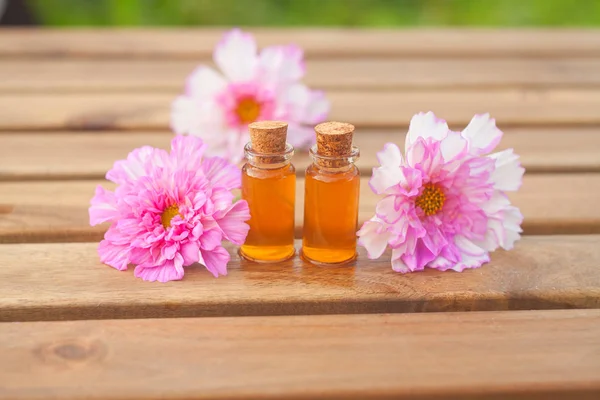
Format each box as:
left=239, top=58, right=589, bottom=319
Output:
left=89, top=135, right=250, bottom=282
left=358, top=112, right=524, bottom=273
left=171, top=29, right=330, bottom=162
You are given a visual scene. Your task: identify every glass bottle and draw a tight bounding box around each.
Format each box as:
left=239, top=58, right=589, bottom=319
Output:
left=240, top=121, right=296, bottom=262
left=301, top=122, right=360, bottom=265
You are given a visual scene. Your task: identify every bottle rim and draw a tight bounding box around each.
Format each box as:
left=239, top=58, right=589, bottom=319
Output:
left=308, top=144, right=360, bottom=163
left=244, top=142, right=294, bottom=158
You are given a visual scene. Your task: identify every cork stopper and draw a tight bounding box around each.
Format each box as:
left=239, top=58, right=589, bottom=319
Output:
left=249, top=121, right=288, bottom=154
left=315, top=121, right=355, bottom=157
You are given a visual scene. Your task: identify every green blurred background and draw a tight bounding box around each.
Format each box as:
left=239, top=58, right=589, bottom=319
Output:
left=24, top=0, right=600, bottom=27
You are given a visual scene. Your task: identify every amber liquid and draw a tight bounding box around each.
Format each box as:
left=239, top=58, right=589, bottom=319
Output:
left=240, top=163, right=296, bottom=262
left=302, top=164, right=360, bottom=264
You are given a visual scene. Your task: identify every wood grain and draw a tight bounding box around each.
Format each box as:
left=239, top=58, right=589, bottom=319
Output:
left=2, top=89, right=600, bottom=131
left=1, top=28, right=599, bottom=399
left=1, top=310, right=600, bottom=399
left=0, top=174, right=598, bottom=244
left=2, top=29, right=600, bottom=59
left=4, top=58, right=600, bottom=92
left=1, top=236, right=600, bottom=322
left=2, top=128, right=600, bottom=181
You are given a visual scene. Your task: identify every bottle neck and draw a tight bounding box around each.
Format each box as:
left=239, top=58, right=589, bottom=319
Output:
left=244, top=142, right=294, bottom=169
left=309, top=145, right=360, bottom=173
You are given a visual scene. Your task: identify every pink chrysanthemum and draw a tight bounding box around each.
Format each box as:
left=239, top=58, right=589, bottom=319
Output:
left=89, top=135, right=250, bottom=282
left=357, top=112, right=524, bottom=273
left=171, top=28, right=330, bottom=162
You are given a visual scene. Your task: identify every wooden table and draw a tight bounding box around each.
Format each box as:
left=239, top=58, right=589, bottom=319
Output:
left=0, top=29, right=599, bottom=399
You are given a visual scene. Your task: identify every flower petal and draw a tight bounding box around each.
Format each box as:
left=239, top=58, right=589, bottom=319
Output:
left=488, top=149, right=524, bottom=192
left=421, top=223, right=448, bottom=257
left=286, top=124, right=316, bottom=149
left=357, top=218, right=391, bottom=259
left=185, top=66, right=227, bottom=99
left=406, top=138, right=426, bottom=168
left=170, top=135, right=207, bottom=170
left=259, top=44, right=305, bottom=84
left=202, top=156, right=242, bottom=191
left=170, top=96, right=226, bottom=149
left=375, top=196, right=403, bottom=224
left=134, top=256, right=185, bottom=283
left=209, top=188, right=235, bottom=216
left=98, top=238, right=130, bottom=271
left=370, top=148, right=421, bottom=196
left=452, top=252, right=490, bottom=272
left=429, top=255, right=454, bottom=271
left=200, top=228, right=223, bottom=252
left=440, top=131, right=468, bottom=163
left=397, top=166, right=423, bottom=197
left=106, top=146, right=161, bottom=185
left=280, top=84, right=330, bottom=127
left=180, top=241, right=201, bottom=266
left=474, top=222, right=502, bottom=252
left=401, top=239, right=436, bottom=272
left=480, top=191, right=511, bottom=215
left=160, top=242, right=179, bottom=261
left=89, top=186, right=119, bottom=226
left=462, top=113, right=503, bottom=155
left=370, top=166, right=401, bottom=195
left=199, top=246, right=230, bottom=277
left=215, top=200, right=251, bottom=245
left=455, top=235, right=486, bottom=256
left=405, top=111, right=449, bottom=150
left=110, top=218, right=144, bottom=243
left=500, top=206, right=523, bottom=250
left=475, top=192, right=514, bottom=252
left=214, top=29, right=258, bottom=82
left=391, top=248, right=410, bottom=273
left=377, top=143, right=403, bottom=169
left=302, top=90, right=330, bottom=125
left=452, top=235, right=490, bottom=272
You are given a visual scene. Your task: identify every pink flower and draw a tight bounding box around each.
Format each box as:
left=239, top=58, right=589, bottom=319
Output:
left=171, top=28, right=330, bottom=163
left=357, top=112, right=524, bottom=273
left=89, top=135, right=250, bottom=282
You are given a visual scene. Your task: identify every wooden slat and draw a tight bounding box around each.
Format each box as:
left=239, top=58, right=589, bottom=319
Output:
left=2, top=128, right=600, bottom=181
left=0, top=180, right=108, bottom=243
left=2, top=29, right=600, bottom=59
left=1, top=310, right=599, bottom=399
left=2, top=89, right=600, bottom=131
left=1, top=237, right=600, bottom=321
left=4, top=58, right=600, bottom=92
left=0, top=174, right=598, bottom=244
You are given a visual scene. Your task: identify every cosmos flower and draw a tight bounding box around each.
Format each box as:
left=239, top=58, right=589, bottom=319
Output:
left=357, top=112, right=524, bottom=273
left=171, top=28, right=330, bottom=162
left=89, top=135, right=250, bottom=282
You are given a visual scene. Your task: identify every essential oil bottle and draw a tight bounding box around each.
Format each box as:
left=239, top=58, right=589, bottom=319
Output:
left=240, top=121, right=296, bottom=263
left=301, top=122, right=360, bottom=265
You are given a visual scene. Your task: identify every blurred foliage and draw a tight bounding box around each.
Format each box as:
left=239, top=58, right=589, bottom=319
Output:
left=29, top=0, right=600, bottom=27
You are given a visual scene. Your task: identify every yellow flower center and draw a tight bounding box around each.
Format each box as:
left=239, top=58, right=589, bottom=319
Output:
left=161, top=204, right=181, bottom=228
left=415, top=184, right=446, bottom=216
left=235, top=97, right=261, bottom=124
